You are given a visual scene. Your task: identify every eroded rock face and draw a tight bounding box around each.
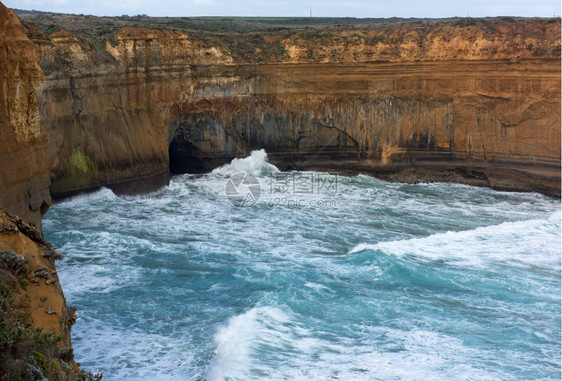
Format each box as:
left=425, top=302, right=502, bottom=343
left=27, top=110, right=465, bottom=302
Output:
left=0, top=207, right=81, bottom=378
left=0, top=3, right=51, bottom=230
left=21, top=15, right=562, bottom=197
left=0, top=7, right=84, bottom=376
left=0, top=208, right=72, bottom=344
left=169, top=60, right=561, bottom=195
left=25, top=25, right=231, bottom=197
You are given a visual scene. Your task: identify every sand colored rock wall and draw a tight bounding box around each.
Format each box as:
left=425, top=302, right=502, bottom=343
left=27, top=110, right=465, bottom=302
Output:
left=0, top=208, right=74, bottom=346
left=0, top=4, right=51, bottom=230
left=0, top=4, right=76, bottom=368
left=20, top=16, right=561, bottom=197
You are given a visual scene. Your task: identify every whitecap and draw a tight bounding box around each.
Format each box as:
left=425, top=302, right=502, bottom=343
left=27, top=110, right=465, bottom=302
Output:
left=211, top=149, right=280, bottom=177
left=349, top=210, right=561, bottom=268
left=304, top=282, right=333, bottom=293
left=53, top=187, right=118, bottom=206
left=206, top=306, right=314, bottom=381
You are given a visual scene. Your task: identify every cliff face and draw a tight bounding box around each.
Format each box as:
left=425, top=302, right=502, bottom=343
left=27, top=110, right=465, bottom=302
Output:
left=24, top=25, right=235, bottom=197
left=169, top=59, right=560, bottom=196
left=0, top=207, right=74, bottom=349
left=0, top=207, right=94, bottom=379
left=0, top=4, right=51, bottom=230
left=21, top=15, right=561, bottom=197
left=0, top=5, right=87, bottom=378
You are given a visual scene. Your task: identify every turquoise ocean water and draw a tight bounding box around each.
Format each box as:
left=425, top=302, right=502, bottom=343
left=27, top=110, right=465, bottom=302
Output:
left=43, top=150, right=561, bottom=380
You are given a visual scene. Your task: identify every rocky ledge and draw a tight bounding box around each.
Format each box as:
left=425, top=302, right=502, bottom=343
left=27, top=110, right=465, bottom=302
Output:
left=0, top=4, right=97, bottom=379
left=0, top=207, right=101, bottom=379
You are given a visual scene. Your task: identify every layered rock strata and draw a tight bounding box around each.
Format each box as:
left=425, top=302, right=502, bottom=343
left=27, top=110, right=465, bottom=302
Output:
left=0, top=4, right=51, bottom=230
left=19, top=15, right=561, bottom=197
left=0, top=5, right=85, bottom=378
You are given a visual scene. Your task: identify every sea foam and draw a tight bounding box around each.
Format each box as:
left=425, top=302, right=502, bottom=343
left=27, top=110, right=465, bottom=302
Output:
left=206, top=306, right=294, bottom=381
left=349, top=210, right=561, bottom=268
left=211, top=149, right=279, bottom=177
left=43, top=160, right=561, bottom=381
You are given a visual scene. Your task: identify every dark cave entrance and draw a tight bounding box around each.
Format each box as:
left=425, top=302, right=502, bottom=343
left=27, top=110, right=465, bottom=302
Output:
left=168, top=114, right=243, bottom=174
left=168, top=114, right=209, bottom=174
left=168, top=138, right=207, bottom=174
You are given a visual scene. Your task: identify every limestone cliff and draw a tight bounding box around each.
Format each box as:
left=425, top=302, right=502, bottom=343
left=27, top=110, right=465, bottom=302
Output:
left=0, top=206, right=100, bottom=379
left=0, top=208, right=81, bottom=379
left=0, top=5, right=92, bottom=379
left=0, top=4, right=51, bottom=230
left=20, top=14, right=561, bottom=197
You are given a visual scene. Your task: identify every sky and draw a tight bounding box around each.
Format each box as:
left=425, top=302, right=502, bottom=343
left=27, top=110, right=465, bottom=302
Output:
left=4, top=0, right=561, bottom=18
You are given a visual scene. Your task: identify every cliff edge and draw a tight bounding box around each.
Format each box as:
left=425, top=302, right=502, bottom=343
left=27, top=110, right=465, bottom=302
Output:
left=0, top=207, right=84, bottom=379
left=0, top=4, right=93, bottom=380
left=19, top=14, right=560, bottom=197
left=0, top=3, right=51, bottom=230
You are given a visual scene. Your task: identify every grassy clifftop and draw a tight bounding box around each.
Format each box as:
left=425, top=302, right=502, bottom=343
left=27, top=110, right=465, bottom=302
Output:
left=19, top=13, right=561, bottom=66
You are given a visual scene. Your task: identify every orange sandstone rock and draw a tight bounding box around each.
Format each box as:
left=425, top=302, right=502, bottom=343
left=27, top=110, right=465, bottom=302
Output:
left=0, top=3, right=51, bottom=230
left=19, top=15, right=562, bottom=197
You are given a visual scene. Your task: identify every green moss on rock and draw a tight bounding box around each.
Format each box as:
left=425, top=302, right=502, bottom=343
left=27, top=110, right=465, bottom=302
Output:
left=70, top=148, right=98, bottom=176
